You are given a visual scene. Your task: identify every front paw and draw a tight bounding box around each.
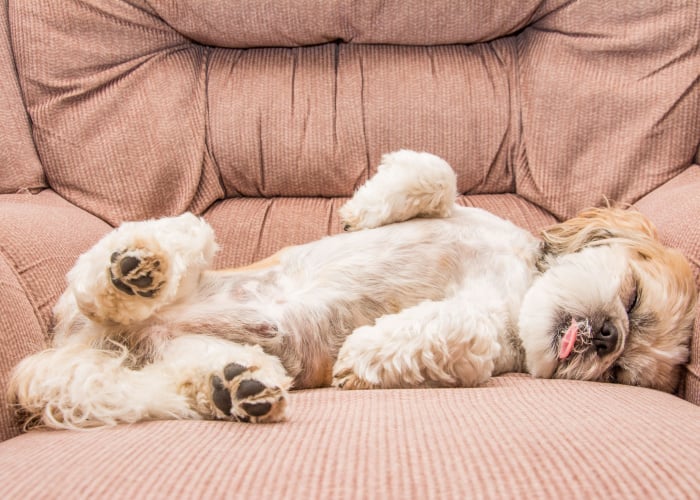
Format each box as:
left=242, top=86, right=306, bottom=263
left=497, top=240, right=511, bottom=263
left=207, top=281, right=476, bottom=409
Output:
left=109, top=249, right=166, bottom=298
left=332, top=340, right=382, bottom=390
left=332, top=367, right=378, bottom=390
left=208, top=362, right=288, bottom=423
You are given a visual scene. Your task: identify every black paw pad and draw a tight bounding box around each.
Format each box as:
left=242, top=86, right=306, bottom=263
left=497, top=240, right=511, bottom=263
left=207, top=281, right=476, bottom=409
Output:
left=110, top=275, right=135, bottom=296
left=223, top=363, right=247, bottom=381
left=236, top=380, right=266, bottom=399
left=128, top=274, right=153, bottom=288
left=119, top=256, right=141, bottom=276
left=241, top=402, right=272, bottom=417
left=109, top=251, right=162, bottom=298
left=211, top=375, right=232, bottom=415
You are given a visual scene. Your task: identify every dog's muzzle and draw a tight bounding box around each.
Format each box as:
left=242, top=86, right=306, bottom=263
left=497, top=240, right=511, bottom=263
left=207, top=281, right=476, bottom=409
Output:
left=559, top=317, right=619, bottom=360
left=592, top=320, right=618, bottom=356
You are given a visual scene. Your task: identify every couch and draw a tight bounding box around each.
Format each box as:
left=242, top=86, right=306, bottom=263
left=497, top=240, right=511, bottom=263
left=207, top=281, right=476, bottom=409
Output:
left=1, top=0, right=699, bottom=498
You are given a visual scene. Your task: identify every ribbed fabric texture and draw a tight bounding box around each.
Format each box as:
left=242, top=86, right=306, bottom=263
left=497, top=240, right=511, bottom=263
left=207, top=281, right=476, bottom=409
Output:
left=0, top=256, right=44, bottom=441
left=1, top=376, right=698, bottom=499
left=1, top=2, right=699, bottom=495
left=0, top=191, right=111, bottom=439
left=0, top=0, right=45, bottom=193
left=153, top=0, right=557, bottom=47
left=515, top=1, right=699, bottom=219
left=0, top=191, right=111, bottom=330
left=205, top=194, right=557, bottom=268
left=636, top=165, right=700, bottom=404
left=8, top=1, right=699, bottom=223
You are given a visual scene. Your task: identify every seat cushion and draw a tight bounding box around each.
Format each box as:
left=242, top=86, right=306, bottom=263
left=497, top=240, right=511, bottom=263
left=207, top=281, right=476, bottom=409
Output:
left=1, top=375, right=698, bottom=498
left=204, top=194, right=556, bottom=267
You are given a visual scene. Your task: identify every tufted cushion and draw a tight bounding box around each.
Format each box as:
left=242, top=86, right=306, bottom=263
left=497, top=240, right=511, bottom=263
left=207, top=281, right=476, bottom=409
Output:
left=153, top=0, right=555, bottom=47
left=516, top=1, right=700, bottom=216
left=0, top=0, right=44, bottom=194
left=9, top=1, right=699, bottom=224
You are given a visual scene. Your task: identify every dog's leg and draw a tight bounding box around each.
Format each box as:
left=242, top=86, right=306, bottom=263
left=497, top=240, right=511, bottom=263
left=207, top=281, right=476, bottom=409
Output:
left=66, top=212, right=217, bottom=325
left=332, top=288, right=505, bottom=389
left=9, top=335, right=290, bottom=429
left=156, top=335, right=290, bottom=423
left=8, top=342, right=197, bottom=429
left=339, top=150, right=457, bottom=231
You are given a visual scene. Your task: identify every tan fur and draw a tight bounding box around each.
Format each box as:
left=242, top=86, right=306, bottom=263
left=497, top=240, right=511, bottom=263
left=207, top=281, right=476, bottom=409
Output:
left=535, top=208, right=697, bottom=392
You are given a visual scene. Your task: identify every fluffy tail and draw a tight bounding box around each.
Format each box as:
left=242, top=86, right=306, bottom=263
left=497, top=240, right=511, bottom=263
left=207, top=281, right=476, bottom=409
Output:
left=339, top=150, right=457, bottom=231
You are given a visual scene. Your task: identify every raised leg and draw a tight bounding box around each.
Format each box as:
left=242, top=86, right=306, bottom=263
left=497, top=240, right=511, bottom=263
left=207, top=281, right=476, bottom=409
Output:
left=339, top=150, right=457, bottom=231
left=67, top=212, right=217, bottom=325
left=332, top=291, right=504, bottom=389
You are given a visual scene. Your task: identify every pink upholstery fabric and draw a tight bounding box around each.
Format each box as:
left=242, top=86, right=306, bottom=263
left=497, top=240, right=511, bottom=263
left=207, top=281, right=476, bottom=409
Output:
left=0, top=191, right=111, bottom=330
left=0, top=256, right=44, bottom=442
left=155, top=0, right=559, bottom=47
left=205, top=194, right=556, bottom=269
left=1, top=2, right=698, bottom=496
left=1, top=376, right=698, bottom=498
left=516, top=1, right=699, bottom=218
left=0, top=0, right=44, bottom=193
left=0, top=191, right=110, bottom=438
left=8, top=1, right=699, bottom=223
left=636, top=165, right=700, bottom=404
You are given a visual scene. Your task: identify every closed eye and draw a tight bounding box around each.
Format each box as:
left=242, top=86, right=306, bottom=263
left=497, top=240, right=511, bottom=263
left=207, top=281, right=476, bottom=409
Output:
left=626, top=282, right=639, bottom=313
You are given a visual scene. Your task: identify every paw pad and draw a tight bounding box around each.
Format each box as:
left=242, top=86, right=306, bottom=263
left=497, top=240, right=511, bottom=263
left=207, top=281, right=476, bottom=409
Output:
left=241, top=402, right=272, bottom=417
left=211, top=375, right=232, bottom=415
left=109, top=250, right=164, bottom=298
left=236, top=379, right=266, bottom=399
left=209, top=363, right=286, bottom=423
left=223, top=362, right=246, bottom=381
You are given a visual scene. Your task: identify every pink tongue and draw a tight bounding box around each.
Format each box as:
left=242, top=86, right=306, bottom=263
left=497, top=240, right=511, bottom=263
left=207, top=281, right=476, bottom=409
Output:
left=559, top=318, right=578, bottom=360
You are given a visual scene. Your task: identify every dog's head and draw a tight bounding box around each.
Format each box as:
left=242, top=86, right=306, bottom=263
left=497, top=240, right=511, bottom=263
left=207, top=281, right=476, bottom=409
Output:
left=518, top=207, right=697, bottom=392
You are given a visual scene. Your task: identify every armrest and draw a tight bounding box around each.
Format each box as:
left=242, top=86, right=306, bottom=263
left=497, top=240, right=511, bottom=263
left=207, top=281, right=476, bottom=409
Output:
left=635, top=165, right=700, bottom=404
left=0, top=190, right=110, bottom=440
left=0, top=253, right=44, bottom=440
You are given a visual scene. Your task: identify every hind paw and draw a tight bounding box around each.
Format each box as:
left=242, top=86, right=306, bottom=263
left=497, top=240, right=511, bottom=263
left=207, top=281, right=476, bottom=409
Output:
left=209, top=362, right=287, bottom=423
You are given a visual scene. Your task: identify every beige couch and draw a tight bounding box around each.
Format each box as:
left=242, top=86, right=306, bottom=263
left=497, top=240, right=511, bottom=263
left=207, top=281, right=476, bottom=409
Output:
left=1, top=1, right=699, bottom=497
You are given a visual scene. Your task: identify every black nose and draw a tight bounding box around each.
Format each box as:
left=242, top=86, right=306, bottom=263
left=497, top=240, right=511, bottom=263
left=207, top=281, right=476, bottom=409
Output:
left=593, top=320, right=618, bottom=356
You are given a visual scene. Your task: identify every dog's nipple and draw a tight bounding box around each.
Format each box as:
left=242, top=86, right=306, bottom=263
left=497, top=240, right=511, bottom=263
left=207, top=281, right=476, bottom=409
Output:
left=559, top=318, right=578, bottom=360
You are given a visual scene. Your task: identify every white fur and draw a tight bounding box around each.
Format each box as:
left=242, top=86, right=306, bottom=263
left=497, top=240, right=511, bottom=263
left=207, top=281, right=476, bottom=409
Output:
left=519, top=246, right=629, bottom=379
left=339, top=149, right=456, bottom=231
left=8, top=150, right=695, bottom=429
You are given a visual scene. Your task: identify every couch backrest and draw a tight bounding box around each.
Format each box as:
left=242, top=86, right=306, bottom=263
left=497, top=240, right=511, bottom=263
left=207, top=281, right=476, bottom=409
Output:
left=5, top=0, right=699, bottom=225
left=0, top=0, right=45, bottom=193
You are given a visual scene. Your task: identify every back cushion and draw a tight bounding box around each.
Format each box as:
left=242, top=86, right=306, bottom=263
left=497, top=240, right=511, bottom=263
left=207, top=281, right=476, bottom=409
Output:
left=9, top=0, right=699, bottom=223
left=516, top=0, right=700, bottom=218
left=0, top=0, right=44, bottom=193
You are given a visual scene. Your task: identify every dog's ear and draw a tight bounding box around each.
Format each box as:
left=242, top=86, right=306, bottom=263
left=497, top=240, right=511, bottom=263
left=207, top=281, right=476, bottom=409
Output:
left=541, top=207, right=658, bottom=257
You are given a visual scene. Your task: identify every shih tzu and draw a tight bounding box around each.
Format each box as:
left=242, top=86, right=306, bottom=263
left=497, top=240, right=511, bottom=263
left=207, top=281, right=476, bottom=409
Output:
left=9, top=150, right=697, bottom=429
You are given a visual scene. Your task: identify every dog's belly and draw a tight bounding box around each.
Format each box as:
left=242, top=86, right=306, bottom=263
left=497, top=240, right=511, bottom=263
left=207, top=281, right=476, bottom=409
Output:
left=176, top=211, right=540, bottom=387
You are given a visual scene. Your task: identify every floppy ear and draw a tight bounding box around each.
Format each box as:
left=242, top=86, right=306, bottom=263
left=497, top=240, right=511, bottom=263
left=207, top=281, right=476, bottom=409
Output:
left=541, top=207, right=658, bottom=256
